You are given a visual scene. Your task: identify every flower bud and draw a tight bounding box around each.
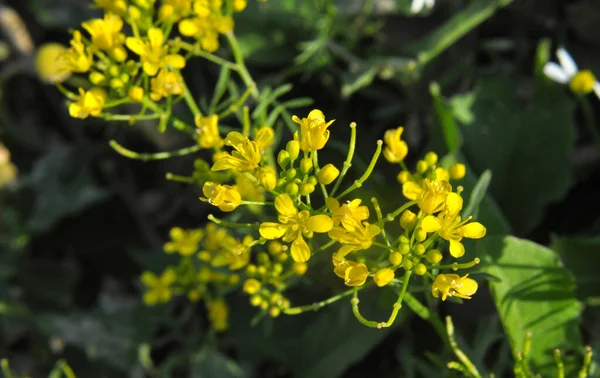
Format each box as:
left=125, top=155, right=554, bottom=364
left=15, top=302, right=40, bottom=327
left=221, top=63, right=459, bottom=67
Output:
left=415, top=227, right=427, bottom=242
left=250, top=295, right=263, bottom=307
left=424, top=151, right=438, bottom=166
left=129, top=86, right=144, bottom=102
left=403, top=260, right=414, bottom=270
left=292, top=262, right=308, bottom=275
left=277, top=150, right=290, bottom=168
left=307, top=176, right=318, bottom=185
left=399, top=210, right=417, bottom=230
left=243, top=278, right=261, bottom=294
left=112, top=46, right=128, bottom=62
left=300, top=157, right=313, bottom=174
left=426, top=249, right=443, bottom=264
left=286, top=140, right=300, bottom=162
left=246, top=264, right=257, bottom=276
left=269, top=307, right=281, bottom=317
left=89, top=72, right=105, bottom=85
left=317, top=164, right=340, bottom=185
left=399, top=243, right=410, bottom=255
left=300, top=183, right=315, bottom=196
left=389, top=252, right=403, bottom=266
left=285, top=182, right=299, bottom=196
left=414, top=243, right=426, bottom=255
left=373, top=268, right=395, bottom=287
left=414, top=263, right=427, bottom=276
left=416, top=160, right=428, bottom=174
left=286, top=168, right=297, bottom=180
left=268, top=241, right=283, bottom=255
left=257, top=252, right=270, bottom=265
left=272, top=263, right=283, bottom=276
left=397, top=170, right=410, bottom=184
left=258, top=167, right=277, bottom=190
left=449, top=163, right=466, bottom=180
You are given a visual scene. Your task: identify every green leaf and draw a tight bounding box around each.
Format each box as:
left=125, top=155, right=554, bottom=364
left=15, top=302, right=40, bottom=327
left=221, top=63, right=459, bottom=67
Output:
left=459, top=77, right=575, bottom=234
left=481, top=236, right=582, bottom=375
left=190, top=348, right=245, bottom=378
left=430, top=82, right=461, bottom=153
left=551, top=235, right=600, bottom=300
left=463, top=169, right=492, bottom=220
left=341, top=66, right=379, bottom=99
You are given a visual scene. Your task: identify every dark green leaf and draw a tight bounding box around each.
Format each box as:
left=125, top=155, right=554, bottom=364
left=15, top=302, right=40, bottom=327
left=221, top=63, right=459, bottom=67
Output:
left=190, top=348, right=245, bottom=378
left=552, top=235, right=600, bottom=300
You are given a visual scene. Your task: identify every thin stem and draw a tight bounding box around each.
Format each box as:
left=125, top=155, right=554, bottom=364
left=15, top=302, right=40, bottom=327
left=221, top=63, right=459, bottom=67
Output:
left=226, top=32, right=259, bottom=98
left=207, top=214, right=259, bottom=229
left=179, top=41, right=239, bottom=70
left=312, top=151, right=329, bottom=199
left=446, top=316, right=482, bottom=378
left=385, top=200, right=418, bottom=223
left=179, top=73, right=202, bottom=117
left=371, top=197, right=390, bottom=246
left=1, top=359, right=13, bottom=378
left=554, top=349, right=564, bottom=378
left=241, top=200, right=273, bottom=206
left=166, top=173, right=195, bottom=183
left=312, top=240, right=336, bottom=255
left=336, top=139, right=383, bottom=200
left=219, top=84, right=255, bottom=118
left=99, top=113, right=162, bottom=122
left=330, top=122, right=357, bottom=197
left=109, top=140, right=202, bottom=161
left=283, top=285, right=363, bottom=315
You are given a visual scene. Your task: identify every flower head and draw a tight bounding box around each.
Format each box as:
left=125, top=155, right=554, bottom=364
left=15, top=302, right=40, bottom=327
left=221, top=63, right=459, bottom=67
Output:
left=164, top=227, right=203, bottom=256
left=195, top=114, right=223, bottom=149
left=326, top=197, right=370, bottom=232
left=432, top=273, right=478, bottom=301
left=82, top=13, right=126, bottom=60
left=383, top=127, right=408, bottom=163
left=332, top=255, right=369, bottom=287
left=62, top=31, right=93, bottom=73
left=207, top=298, right=229, bottom=331
left=421, top=192, right=486, bottom=258
left=202, top=181, right=242, bottom=212
left=126, top=27, right=186, bottom=76
left=150, top=69, right=184, bottom=101
left=292, top=109, right=335, bottom=152
left=69, top=88, right=107, bottom=119
left=141, top=268, right=177, bottom=305
left=403, top=178, right=451, bottom=214
left=259, top=194, right=333, bottom=262
left=329, top=221, right=381, bottom=260
left=211, top=129, right=273, bottom=173
left=544, top=48, right=600, bottom=98
left=36, top=43, right=72, bottom=83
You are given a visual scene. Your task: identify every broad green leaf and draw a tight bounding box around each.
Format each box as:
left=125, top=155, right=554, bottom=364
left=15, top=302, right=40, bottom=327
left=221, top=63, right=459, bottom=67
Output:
left=430, top=82, right=461, bottom=153
left=190, top=348, right=245, bottom=378
left=459, top=77, right=575, bottom=234
left=481, top=236, right=582, bottom=375
left=552, top=235, right=600, bottom=300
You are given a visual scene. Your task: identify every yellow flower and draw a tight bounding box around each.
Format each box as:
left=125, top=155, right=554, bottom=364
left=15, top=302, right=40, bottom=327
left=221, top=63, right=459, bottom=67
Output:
left=403, top=178, right=451, bottom=214
left=195, top=114, right=223, bottom=149
left=292, top=109, right=334, bottom=152
left=94, top=0, right=127, bottom=15
left=201, top=226, right=251, bottom=270
left=233, top=0, right=247, bottom=11
left=374, top=268, right=395, bottom=287
left=150, top=69, right=184, bottom=101
left=259, top=194, right=333, bottom=262
left=235, top=174, right=265, bottom=203
left=332, top=257, right=369, bottom=287
left=82, top=14, right=126, bottom=61
left=141, top=268, right=177, bottom=306
left=178, top=1, right=234, bottom=52
left=328, top=221, right=381, bottom=260
left=69, top=88, right=107, bottom=119
left=125, top=27, right=186, bottom=76
left=449, top=163, right=466, bottom=180
left=164, top=227, right=203, bottom=256
left=211, top=129, right=273, bottom=173
left=0, top=143, right=17, bottom=188
left=36, top=43, right=72, bottom=83
left=432, top=274, right=478, bottom=301
left=421, top=192, right=486, bottom=258
left=383, top=127, right=408, bottom=163
left=202, top=181, right=242, bottom=212
left=159, top=0, right=193, bottom=21
left=326, top=197, right=370, bottom=232
left=570, top=70, right=597, bottom=94
left=62, top=31, right=93, bottom=73
left=243, top=278, right=261, bottom=294
left=207, top=298, right=229, bottom=331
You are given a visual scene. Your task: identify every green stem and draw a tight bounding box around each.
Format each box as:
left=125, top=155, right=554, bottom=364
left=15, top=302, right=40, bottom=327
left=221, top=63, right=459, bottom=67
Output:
left=226, top=32, right=259, bottom=98
left=180, top=75, right=202, bottom=118
left=330, top=122, right=357, bottom=197
left=99, top=113, right=162, bottom=122
left=283, top=285, right=363, bottom=315
left=207, top=214, right=258, bottom=229
left=1, top=359, right=13, bottom=378
left=403, top=292, right=447, bottom=344
left=385, top=200, right=418, bottom=223
left=371, top=197, right=391, bottom=246
left=336, top=139, right=383, bottom=200
left=218, top=84, right=255, bottom=118
left=241, top=200, right=273, bottom=206
left=312, top=240, right=336, bottom=255
left=312, top=151, right=329, bottom=199
left=446, top=316, right=482, bottom=378
left=179, top=41, right=240, bottom=70
left=554, top=349, right=565, bottom=378
left=109, top=140, right=202, bottom=161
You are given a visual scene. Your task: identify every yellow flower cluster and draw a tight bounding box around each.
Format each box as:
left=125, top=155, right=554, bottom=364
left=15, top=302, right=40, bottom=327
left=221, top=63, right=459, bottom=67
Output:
left=38, top=0, right=250, bottom=119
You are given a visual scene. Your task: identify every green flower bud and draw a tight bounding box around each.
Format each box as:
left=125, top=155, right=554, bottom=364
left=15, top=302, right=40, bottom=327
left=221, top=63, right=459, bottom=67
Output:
left=277, top=150, right=290, bottom=168
left=300, top=157, right=313, bottom=174
left=414, top=263, right=427, bottom=276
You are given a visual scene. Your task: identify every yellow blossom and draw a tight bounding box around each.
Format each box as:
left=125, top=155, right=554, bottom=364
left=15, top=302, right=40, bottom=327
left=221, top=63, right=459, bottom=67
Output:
left=36, top=43, right=71, bottom=83
left=341, top=261, right=369, bottom=286
left=62, top=31, right=93, bottom=73
left=449, top=163, right=466, bottom=180
left=129, top=86, right=144, bottom=102
left=421, top=192, right=486, bottom=258
left=125, top=27, right=186, bottom=76
left=211, top=129, right=273, bottom=173
left=141, top=268, right=177, bottom=306
left=570, top=70, right=596, bottom=94
left=164, top=227, right=203, bottom=256
left=69, top=88, right=107, bottom=119
left=243, top=278, right=261, bottom=294
left=202, top=181, right=242, bottom=212
left=159, top=0, right=193, bottom=21
left=403, top=178, right=451, bottom=214
left=374, top=268, right=395, bottom=287
left=326, top=197, right=370, bottom=232
left=259, top=194, right=333, bottom=262
left=235, top=174, right=265, bottom=203
left=195, top=114, right=223, bottom=149
left=82, top=14, right=126, bottom=61
left=292, top=109, right=335, bottom=152
left=150, top=69, right=184, bottom=101
left=383, top=127, right=408, bottom=163
left=432, top=273, right=478, bottom=301
left=203, top=228, right=251, bottom=270
left=328, top=221, right=381, bottom=260
left=207, top=298, right=229, bottom=331
left=94, top=0, right=127, bottom=15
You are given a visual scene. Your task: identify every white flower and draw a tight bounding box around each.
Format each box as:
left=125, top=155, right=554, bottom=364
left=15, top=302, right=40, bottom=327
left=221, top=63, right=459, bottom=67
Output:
left=543, top=48, right=600, bottom=98
left=411, top=0, right=435, bottom=14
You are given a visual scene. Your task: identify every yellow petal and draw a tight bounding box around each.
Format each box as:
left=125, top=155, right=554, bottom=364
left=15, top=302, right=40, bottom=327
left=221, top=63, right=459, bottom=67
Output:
left=307, top=215, right=333, bottom=233
left=274, top=194, right=297, bottom=217
left=143, top=291, right=158, bottom=306
left=255, top=127, right=274, bottom=151
left=161, top=268, right=177, bottom=285
left=421, top=216, right=441, bottom=233
left=402, top=181, right=422, bottom=200
left=125, top=37, right=146, bottom=56
left=141, top=271, right=158, bottom=286
left=259, top=222, right=287, bottom=240
left=344, top=263, right=369, bottom=286
left=143, top=61, right=159, bottom=76
left=449, top=239, right=465, bottom=258
left=457, top=276, right=478, bottom=297
left=461, top=222, right=486, bottom=239
left=445, top=192, right=463, bottom=217
left=325, top=197, right=340, bottom=212
left=291, top=235, right=311, bottom=262
left=165, top=54, right=186, bottom=69
left=147, top=27, right=164, bottom=47
left=307, top=109, right=325, bottom=122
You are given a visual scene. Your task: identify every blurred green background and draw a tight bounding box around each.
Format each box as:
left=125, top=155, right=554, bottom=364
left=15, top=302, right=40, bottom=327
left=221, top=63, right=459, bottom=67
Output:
left=1, top=0, right=600, bottom=377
